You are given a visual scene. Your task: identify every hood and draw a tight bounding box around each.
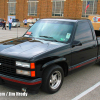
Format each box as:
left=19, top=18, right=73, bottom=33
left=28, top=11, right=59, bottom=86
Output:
left=12, top=22, right=18, bottom=24
left=0, top=37, right=65, bottom=60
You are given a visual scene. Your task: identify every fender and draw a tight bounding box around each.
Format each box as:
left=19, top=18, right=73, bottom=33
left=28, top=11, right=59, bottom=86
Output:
left=42, top=58, right=66, bottom=68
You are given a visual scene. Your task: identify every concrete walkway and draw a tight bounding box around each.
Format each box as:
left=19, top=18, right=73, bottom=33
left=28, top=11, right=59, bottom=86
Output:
left=0, top=27, right=28, bottom=42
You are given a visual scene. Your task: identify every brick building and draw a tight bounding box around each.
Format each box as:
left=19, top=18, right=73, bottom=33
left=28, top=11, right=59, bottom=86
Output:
left=0, top=0, right=100, bottom=22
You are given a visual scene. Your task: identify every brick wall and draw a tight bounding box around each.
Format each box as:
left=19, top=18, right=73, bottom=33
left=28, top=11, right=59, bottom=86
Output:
left=64, top=0, right=82, bottom=19
left=68, top=0, right=77, bottom=18
left=0, top=0, right=100, bottom=21
left=76, top=0, right=82, bottom=18
left=4, top=0, right=8, bottom=20
left=47, top=0, right=52, bottom=18
left=16, top=0, right=24, bottom=21
left=97, top=0, right=100, bottom=15
left=0, top=0, right=5, bottom=19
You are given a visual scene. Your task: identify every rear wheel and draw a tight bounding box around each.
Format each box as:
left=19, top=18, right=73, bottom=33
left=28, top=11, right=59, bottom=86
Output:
left=41, top=65, right=64, bottom=94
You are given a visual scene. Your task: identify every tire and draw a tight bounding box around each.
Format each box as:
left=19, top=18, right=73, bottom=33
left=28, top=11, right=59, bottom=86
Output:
left=41, top=65, right=64, bottom=94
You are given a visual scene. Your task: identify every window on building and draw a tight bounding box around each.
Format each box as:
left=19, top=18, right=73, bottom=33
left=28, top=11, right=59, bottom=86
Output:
left=52, top=0, right=64, bottom=17
left=82, top=0, right=98, bottom=17
left=28, top=0, right=39, bottom=16
left=8, top=0, right=16, bottom=15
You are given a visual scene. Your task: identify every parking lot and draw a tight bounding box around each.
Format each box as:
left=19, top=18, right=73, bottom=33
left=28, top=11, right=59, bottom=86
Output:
left=0, top=27, right=100, bottom=100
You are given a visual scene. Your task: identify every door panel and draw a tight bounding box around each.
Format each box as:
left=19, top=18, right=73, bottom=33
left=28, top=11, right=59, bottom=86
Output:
left=71, top=40, right=97, bottom=66
left=70, top=21, right=97, bottom=68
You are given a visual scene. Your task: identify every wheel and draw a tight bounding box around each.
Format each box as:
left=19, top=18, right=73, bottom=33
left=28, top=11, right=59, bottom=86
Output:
left=41, top=65, right=64, bottom=94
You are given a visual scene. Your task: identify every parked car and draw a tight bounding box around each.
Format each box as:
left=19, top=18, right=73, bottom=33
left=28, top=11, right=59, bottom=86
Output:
left=29, top=22, right=34, bottom=28
left=28, top=18, right=40, bottom=28
left=28, top=19, right=37, bottom=28
left=0, top=18, right=4, bottom=27
left=0, top=18, right=100, bottom=94
left=6, top=19, right=20, bottom=27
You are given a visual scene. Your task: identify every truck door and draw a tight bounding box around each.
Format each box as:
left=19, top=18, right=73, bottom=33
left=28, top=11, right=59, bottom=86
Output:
left=70, top=21, right=97, bottom=70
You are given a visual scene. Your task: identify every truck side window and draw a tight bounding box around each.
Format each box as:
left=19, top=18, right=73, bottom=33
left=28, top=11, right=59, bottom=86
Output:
left=74, top=22, right=93, bottom=43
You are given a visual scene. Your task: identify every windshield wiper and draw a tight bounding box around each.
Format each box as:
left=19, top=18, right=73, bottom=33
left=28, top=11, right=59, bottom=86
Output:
left=39, top=36, right=58, bottom=42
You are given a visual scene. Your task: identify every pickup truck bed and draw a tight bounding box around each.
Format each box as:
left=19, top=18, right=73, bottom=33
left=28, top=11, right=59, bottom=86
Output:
left=95, top=30, right=100, bottom=59
left=95, top=30, right=100, bottom=37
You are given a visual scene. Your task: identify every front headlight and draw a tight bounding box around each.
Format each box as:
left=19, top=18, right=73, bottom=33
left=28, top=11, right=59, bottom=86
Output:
left=16, top=69, right=31, bottom=76
left=16, top=69, right=35, bottom=77
left=16, top=61, right=30, bottom=68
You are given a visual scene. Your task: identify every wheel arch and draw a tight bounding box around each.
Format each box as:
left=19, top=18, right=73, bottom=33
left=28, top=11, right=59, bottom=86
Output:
left=42, top=58, right=69, bottom=77
left=55, top=61, right=68, bottom=77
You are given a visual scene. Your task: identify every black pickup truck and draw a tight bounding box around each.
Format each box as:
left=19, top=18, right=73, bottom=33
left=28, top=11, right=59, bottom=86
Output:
left=0, top=18, right=100, bottom=94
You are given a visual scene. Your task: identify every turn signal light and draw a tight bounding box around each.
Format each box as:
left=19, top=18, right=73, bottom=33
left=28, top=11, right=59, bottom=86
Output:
left=30, top=63, right=35, bottom=69
left=31, top=71, right=35, bottom=77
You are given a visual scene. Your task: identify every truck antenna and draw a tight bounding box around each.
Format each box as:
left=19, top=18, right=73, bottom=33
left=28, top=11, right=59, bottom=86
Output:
left=17, top=25, right=18, bottom=38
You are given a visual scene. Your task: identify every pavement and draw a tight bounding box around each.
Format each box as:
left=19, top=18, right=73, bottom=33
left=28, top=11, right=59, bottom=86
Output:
left=0, top=27, right=28, bottom=41
left=0, top=27, right=100, bottom=100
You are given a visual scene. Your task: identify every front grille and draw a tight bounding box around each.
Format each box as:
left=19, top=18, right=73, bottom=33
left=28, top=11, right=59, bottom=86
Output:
left=0, top=65, right=16, bottom=75
left=0, top=56, right=15, bottom=66
left=0, top=56, right=33, bottom=80
left=0, top=56, right=16, bottom=75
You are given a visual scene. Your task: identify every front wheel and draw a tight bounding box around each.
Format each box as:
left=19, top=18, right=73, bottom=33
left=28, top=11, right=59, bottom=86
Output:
left=41, top=65, right=64, bottom=94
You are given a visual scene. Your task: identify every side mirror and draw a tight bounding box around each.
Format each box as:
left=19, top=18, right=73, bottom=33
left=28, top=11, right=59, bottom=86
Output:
left=72, top=41, right=82, bottom=47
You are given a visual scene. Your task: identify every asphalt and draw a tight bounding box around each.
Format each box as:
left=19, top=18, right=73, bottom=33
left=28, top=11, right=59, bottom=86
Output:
left=0, top=27, right=28, bottom=41
left=0, top=27, right=100, bottom=100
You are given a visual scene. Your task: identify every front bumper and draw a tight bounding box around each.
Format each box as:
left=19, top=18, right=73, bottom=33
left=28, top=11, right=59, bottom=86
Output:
left=0, top=74, right=42, bottom=92
left=6, top=24, right=20, bottom=27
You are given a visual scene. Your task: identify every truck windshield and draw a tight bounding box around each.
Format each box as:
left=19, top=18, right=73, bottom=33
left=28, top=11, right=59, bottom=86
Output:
left=24, top=20, right=75, bottom=43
